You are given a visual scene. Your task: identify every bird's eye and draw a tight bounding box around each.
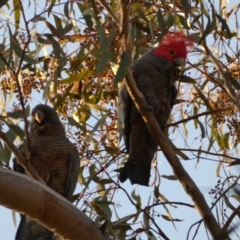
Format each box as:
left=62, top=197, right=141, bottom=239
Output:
left=169, top=50, right=174, bottom=55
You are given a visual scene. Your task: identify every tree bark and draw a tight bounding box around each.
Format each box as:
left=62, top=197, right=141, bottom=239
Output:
left=0, top=169, right=108, bottom=240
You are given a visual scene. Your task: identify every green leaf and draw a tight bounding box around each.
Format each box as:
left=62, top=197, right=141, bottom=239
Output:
left=197, top=119, right=205, bottom=138
left=47, top=0, right=56, bottom=16
left=0, top=0, right=8, bottom=8
left=45, top=35, right=66, bottom=61
left=198, top=16, right=211, bottom=44
left=161, top=175, right=177, bottom=180
left=60, top=23, right=73, bottom=35
left=224, top=71, right=240, bottom=90
left=45, top=20, right=58, bottom=34
left=53, top=14, right=63, bottom=33
left=231, top=189, right=240, bottom=202
left=132, top=20, right=151, bottom=33
left=77, top=3, right=93, bottom=30
left=131, top=189, right=141, bottom=222
left=9, top=27, right=37, bottom=64
left=145, top=230, right=157, bottom=240
left=59, top=70, right=94, bottom=84
left=95, top=18, right=109, bottom=75
left=192, top=14, right=202, bottom=26
left=210, top=5, right=217, bottom=33
left=0, top=143, right=11, bottom=164
left=91, top=115, right=107, bottom=133
left=182, top=0, right=190, bottom=18
left=7, top=110, right=26, bottom=119
left=97, top=183, right=106, bottom=197
left=85, top=103, right=107, bottom=112
left=114, top=52, right=131, bottom=88
left=216, top=162, right=222, bottom=178
left=64, top=2, right=69, bottom=18
left=96, top=51, right=109, bottom=75
left=194, top=85, right=214, bottom=110
left=143, top=211, right=150, bottom=229
left=180, top=76, right=196, bottom=84
left=88, top=164, right=100, bottom=183
left=161, top=214, right=183, bottom=222
left=166, top=14, right=174, bottom=29
left=98, top=178, right=114, bottom=184
left=195, top=146, right=202, bottom=168
left=133, top=1, right=148, bottom=22
left=5, top=128, right=16, bottom=143
left=78, top=166, right=87, bottom=185
left=223, top=132, right=229, bottom=149
left=8, top=124, right=24, bottom=140
left=112, top=214, right=135, bottom=225
left=154, top=185, right=160, bottom=199
left=223, top=195, right=240, bottom=219
left=67, top=117, right=86, bottom=132
left=157, top=9, right=167, bottom=35
left=13, top=0, right=20, bottom=31
left=92, top=196, right=113, bottom=220
left=215, top=14, right=232, bottom=38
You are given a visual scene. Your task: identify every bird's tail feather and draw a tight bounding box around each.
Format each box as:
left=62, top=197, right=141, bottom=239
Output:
left=119, top=162, right=151, bottom=186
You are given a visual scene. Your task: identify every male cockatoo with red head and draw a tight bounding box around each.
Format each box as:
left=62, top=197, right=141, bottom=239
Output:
left=118, top=32, right=192, bottom=186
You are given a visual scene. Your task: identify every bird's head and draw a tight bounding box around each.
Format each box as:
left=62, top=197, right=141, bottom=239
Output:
left=153, top=32, right=193, bottom=65
left=30, top=104, right=64, bottom=136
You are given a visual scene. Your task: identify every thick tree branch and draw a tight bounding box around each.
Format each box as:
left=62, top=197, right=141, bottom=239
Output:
left=119, top=0, right=222, bottom=238
left=0, top=169, right=108, bottom=240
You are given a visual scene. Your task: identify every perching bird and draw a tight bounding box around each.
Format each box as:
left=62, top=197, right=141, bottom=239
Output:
left=14, top=104, right=80, bottom=240
left=118, top=32, right=192, bottom=186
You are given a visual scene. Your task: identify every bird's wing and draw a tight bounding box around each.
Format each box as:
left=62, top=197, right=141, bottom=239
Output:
left=15, top=216, right=28, bottom=240
left=64, top=145, right=80, bottom=200
left=118, top=81, right=131, bottom=153
left=15, top=216, right=54, bottom=240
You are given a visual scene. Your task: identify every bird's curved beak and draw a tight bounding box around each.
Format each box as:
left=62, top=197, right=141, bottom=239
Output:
left=173, top=57, right=185, bottom=66
left=34, top=110, right=45, bottom=124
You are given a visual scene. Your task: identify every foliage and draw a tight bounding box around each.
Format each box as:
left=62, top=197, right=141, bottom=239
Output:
left=0, top=0, right=240, bottom=239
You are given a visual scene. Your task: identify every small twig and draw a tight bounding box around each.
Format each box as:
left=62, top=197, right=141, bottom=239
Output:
left=165, top=105, right=234, bottom=128
left=14, top=1, right=31, bottom=153
left=0, top=130, right=44, bottom=183
left=176, top=148, right=240, bottom=162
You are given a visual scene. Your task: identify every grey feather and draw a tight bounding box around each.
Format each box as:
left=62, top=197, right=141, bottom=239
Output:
left=118, top=49, right=178, bottom=186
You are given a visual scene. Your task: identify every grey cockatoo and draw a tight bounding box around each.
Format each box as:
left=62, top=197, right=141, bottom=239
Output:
left=14, top=104, right=80, bottom=240
left=118, top=32, right=191, bottom=186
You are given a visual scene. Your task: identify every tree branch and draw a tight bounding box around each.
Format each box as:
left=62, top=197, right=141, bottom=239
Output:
left=0, top=169, right=109, bottom=240
left=222, top=200, right=240, bottom=232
